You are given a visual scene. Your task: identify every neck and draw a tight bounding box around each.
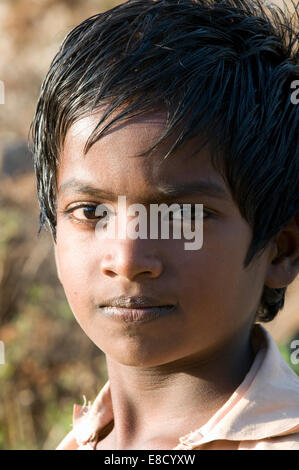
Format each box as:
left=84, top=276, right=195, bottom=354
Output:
left=104, top=325, right=256, bottom=449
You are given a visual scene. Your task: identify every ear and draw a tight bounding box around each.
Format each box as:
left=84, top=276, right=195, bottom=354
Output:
left=264, top=214, right=299, bottom=288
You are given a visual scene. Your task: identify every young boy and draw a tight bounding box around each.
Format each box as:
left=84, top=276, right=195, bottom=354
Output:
left=30, top=0, right=299, bottom=450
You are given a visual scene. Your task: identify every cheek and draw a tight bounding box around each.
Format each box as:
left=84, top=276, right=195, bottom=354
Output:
left=55, top=226, right=99, bottom=319
left=178, top=222, right=261, bottom=325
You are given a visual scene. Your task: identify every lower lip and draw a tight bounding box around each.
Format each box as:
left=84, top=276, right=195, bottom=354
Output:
left=99, top=306, right=175, bottom=324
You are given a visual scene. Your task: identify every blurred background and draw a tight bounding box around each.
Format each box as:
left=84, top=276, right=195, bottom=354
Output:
left=0, top=0, right=298, bottom=450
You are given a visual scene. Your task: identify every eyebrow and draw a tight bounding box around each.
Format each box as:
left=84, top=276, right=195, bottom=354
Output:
left=58, top=178, right=230, bottom=202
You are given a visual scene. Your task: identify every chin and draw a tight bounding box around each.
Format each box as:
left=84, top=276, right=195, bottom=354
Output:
left=101, top=344, right=177, bottom=368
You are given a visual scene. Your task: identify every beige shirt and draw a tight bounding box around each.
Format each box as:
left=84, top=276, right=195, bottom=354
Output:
left=56, top=324, right=299, bottom=450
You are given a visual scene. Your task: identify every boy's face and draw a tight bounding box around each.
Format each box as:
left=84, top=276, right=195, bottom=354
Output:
left=54, top=109, right=273, bottom=367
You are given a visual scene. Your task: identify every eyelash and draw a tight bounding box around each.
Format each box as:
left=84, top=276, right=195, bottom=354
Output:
left=62, top=204, right=213, bottom=226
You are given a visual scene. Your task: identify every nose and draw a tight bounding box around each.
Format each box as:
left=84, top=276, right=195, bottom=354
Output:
left=100, top=239, right=163, bottom=281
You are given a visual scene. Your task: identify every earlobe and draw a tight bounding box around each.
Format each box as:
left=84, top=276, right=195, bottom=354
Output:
left=264, top=216, right=299, bottom=289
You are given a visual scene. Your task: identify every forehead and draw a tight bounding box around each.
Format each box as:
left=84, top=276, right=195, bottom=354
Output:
left=57, top=110, right=229, bottom=202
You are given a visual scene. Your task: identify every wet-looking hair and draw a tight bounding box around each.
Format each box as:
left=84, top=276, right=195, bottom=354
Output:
left=30, top=0, right=299, bottom=323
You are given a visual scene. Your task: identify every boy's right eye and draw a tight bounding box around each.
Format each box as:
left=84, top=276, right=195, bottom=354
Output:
left=63, top=204, right=111, bottom=226
left=72, top=206, right=96, bottom=219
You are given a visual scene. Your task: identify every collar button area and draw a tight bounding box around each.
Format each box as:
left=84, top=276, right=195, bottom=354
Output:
left=180, top=429, right=204, bottom=446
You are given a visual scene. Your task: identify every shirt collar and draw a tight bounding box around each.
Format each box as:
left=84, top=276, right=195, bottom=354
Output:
left=72, top=324, right=299, bottom=449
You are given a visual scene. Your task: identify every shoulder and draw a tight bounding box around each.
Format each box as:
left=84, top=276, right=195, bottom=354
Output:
left=239, top=430, right=299, bottom=450
left=55, top=381, right=113, bottom=450
left=56, top=429, right=79, bottom=450
left=56, top=428, right=96, bottom=450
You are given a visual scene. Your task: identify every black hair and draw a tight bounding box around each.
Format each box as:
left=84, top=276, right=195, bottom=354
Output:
left=30, top=0, right=299, bottom=322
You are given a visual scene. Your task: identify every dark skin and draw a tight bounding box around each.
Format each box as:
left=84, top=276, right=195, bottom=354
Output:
left=53, top=110, right=299, bottom=450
